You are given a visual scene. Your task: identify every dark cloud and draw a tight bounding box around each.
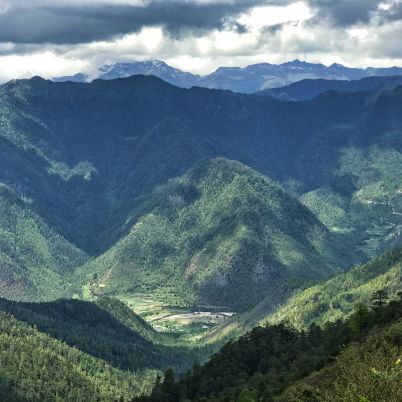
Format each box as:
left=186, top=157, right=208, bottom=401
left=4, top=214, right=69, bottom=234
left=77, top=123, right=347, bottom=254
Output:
left=262, top=22, right=288, bottom=34
left=0, top=0, right=267, bottom=44
left=308, top=0, right=382, bottom=26
left=377, top=2, right=402, bottom=24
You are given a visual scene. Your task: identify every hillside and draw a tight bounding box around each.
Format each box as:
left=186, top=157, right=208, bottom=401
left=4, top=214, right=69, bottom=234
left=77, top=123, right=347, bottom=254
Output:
left=0, top=297, right=219, bottom=401
left=0, top=184, right=88, bottom=301
left=135, top=290, right=402, bottom=402
left=74, top=158, right=348, bottom=310
left=0, top=311, right=159, bottom=402
left=257, top=75, right=402, bottom=101
left=268, top=245, right=402, bottom=329
left=1, top=75, right=402, bottom=308
left=0, top=297, right=198, bottom=373
left=204, top=245, right=402, bottom=342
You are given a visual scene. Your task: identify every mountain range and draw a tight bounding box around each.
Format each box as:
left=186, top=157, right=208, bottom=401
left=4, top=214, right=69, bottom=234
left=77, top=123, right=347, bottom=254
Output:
left=1, top=65, right=402, bottom=400
left=1, top=74, right=402, bottom=311
left=53, top=59, right=402, bottom=93
left=257, top=75, right=402, bottom=101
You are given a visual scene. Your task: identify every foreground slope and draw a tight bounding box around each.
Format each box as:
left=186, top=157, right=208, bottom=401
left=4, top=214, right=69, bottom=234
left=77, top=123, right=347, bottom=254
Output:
left=269, top=245, right=402, bottom=328
left=0, top=297, right=196, bottom=373
left=75, top=159, right=348, bottom=310
left=0, top=311, right=158, bottom=402
left=135, top=291, right=402, bottom=402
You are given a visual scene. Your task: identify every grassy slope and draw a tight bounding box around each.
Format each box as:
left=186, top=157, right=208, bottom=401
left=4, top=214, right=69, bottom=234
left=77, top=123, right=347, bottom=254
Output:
left=74, top=158, right=349, bottom=310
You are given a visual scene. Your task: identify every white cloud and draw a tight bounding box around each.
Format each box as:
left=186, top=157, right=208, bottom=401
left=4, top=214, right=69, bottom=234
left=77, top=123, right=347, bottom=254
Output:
left=0, top=0, right=402, bottom=82
left=238, top=1, right=312, bottom=30
left=0, top=51, right=87, bottom=82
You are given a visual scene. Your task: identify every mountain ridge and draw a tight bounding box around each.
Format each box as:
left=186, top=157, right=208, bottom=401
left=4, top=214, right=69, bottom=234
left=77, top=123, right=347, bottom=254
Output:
left=52, top=59, right=402, bottom=93
left=1, top=74, right=401, bottom=311
left=257, top=75, right=402, bottom=101
left=72, top=158, right=349, bottom=310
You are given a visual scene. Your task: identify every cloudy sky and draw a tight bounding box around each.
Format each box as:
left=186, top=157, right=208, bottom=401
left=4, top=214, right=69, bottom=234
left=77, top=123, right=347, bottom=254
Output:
left=0, top=0, right=402, bottom=82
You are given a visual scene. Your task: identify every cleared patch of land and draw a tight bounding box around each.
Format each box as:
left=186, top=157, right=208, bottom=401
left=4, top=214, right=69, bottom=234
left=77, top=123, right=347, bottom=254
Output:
left=118, top=293, right=235, bottom=342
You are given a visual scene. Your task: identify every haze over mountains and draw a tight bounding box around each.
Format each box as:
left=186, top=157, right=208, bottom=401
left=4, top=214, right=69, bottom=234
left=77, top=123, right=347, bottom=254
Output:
left=54, top=59, right=402, bottom=93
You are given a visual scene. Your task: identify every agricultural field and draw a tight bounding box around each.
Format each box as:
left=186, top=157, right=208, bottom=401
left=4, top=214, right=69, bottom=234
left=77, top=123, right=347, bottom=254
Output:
left=118, top=294, right=235, bottom=342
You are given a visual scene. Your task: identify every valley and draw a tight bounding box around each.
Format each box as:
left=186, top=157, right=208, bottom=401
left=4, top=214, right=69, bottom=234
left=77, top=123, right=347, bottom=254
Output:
left=2, top=0, right=402, bottom=398
left=100, top=292, right=235, bottom=341
left=0, top=71, right=402, bottom=401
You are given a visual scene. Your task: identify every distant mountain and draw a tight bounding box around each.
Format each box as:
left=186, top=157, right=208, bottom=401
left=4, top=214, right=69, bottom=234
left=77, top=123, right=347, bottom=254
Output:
left=53, top=72, right=89, bottom=83
left=257, top=75, right=402, bottom=101
left=54, top=60, right=199, bottom=88
left=53, top=59, right=402, bottom=93
left=98, top=60, right=199, bottom=87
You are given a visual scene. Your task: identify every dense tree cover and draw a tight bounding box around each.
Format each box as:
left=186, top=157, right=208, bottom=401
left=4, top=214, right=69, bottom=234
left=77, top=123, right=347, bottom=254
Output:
left=76, top=158, right=348, bottom=310
left=0, top=186, right=87, bottom=300
left=1, top=75, right=402, bottom=311
left=0, top=311, right=159, bottom=402
left=0, top=378, right=27, bottom=402
left=277, top=323, right=402, bottom=401
left=135, top=292, right=402, bottom=402
left=196, top=243, right=402, bottom=344
left=268, top=245, right=402, bottom=329
left=95, top=297, right=163, bottom=344
left=0, top=297, right=202, bottom=373
left=301, top=146, right=402, bottom=259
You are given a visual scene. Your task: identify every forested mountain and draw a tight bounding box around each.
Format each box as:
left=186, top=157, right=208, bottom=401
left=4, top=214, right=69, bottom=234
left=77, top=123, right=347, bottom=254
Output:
left=0, top=297, right=197, bottom=373
left=53, top=59, right=402, bottom=93
left=1, top=75, right=402, bottom=310
left=204, top=245, right=402, bottom=342
left=74, top=158, right=347, bottom=310
left=1, top=69, right=402, bottom=401
left=0, top=184, right=88, bottom=301
left=257, top=75, right=402, bottom=101
left=269, top=245, right=402, bottom=329
left=0, top=310, right=159, bottom=402
left=0, top=296, right=213, bottom=401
